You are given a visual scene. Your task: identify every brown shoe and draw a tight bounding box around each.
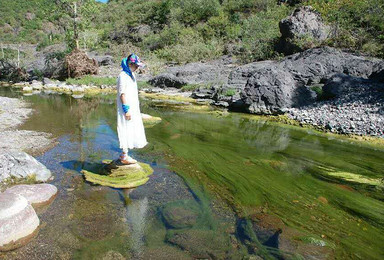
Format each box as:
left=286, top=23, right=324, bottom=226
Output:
left=119, top=155, right=137, bottom=165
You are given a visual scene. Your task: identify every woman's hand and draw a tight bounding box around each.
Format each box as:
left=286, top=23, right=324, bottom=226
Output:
left=125, top=112, right=131, bottom=120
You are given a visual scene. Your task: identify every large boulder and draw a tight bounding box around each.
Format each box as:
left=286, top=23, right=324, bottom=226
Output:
left=4, top=184, right=58, bottom=206
left=87, top=52, right=114, bottom=66
left=0, top=193, right=40, bottom=251
left=232, top=47, right=383, bottom=114
left=280, top=47, right=382, bottom=84
left=148, top=56, right=235, bottom=87
left=148, top=73, right=187, bottom=88
left=0, top=151, right=52, bottom=182
left=277, top=6, right=330, bottom=55
left=241, top=66, right=316, bottom=114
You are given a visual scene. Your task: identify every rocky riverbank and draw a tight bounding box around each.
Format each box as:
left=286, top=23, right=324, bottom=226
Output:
left=0, top=96, right=56, bottom=185
left=0, top=96, right=56, bottom=156
left=288, top=74, right=384, bottom=137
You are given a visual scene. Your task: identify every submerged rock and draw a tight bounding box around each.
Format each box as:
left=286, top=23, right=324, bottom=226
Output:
left=141, top=113, right=162, bottom=128
left=4, top=184, right=58, bottom=206
left=166, top=229, right=231, bottom=259
left=0, top=151, right=52, bottom=182
left=81, top=160, right=153, bottom=189
left=161, top=200, right=201, bottom=229
left=0, top=193, right=40, bottom=251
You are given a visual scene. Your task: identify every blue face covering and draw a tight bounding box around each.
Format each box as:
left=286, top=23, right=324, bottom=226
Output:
left=121, top=57, right=135, bottom=82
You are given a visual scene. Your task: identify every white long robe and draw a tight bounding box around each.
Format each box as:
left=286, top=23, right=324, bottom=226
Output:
left=116, top=71, right=147, bottom=150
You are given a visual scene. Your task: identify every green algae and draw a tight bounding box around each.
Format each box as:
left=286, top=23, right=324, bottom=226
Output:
left=313, top=166, right=384, bottom=187
left=142, top=110, right=384, bottom=259
left=81, top=162, right=153, bottom=189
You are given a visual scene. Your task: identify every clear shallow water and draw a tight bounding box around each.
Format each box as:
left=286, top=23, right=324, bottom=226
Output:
left=0, top=88, right=383, bottom=259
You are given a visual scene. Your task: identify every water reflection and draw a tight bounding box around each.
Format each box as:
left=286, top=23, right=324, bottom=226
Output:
left=124, top=189, right=148, bottom=259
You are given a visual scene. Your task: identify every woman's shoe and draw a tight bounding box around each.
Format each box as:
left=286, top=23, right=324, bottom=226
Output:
left=119, top=154, right=137, bottom=165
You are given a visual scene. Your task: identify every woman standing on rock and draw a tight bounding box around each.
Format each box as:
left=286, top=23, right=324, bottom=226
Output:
left=117, top=54, right=147, bottom=164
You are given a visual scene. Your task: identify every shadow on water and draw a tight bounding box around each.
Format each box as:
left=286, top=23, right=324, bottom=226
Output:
left=0, top=87, right=384, bottom=259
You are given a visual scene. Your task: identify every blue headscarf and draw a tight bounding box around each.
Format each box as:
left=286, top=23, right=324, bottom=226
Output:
left=121, top=57, right=135, bottom=82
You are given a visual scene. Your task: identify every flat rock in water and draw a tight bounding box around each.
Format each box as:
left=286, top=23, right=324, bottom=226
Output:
left=4, top=184, right=58, bottom=205
left=81, top=160, right=153, bottom=189
left=0, top=193, right=40, bottom=251
left=141, top=113, right=162, bottom=127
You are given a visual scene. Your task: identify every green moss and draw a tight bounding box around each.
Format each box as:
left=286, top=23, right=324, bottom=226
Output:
left=180, top=84, right=200, bottom=92
left=66, top=75, right=116, bottom=87
left=81, top=162, right=153, bottom=189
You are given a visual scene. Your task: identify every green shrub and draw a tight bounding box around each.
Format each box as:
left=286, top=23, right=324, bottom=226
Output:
left=224, top=88, right=236, bottom=96
left=238, top=6, right=290, bottom=62
left=170, top=0, right=222, bottom=25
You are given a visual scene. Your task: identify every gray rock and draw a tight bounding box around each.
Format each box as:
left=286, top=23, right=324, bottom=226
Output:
left=0, top=193, right=40, bottom=251
left=148, top=73, right=187, bottom=88
left=278, top=6, right=330, bottom=54
left=148, top=56, right=235, bottom=87
left=4, top=184, right=58, bottom=205
left=228, top=60, right=277, bottom=89
left=87, top=52, right=114, bottom=66
left=241, top=66, right=316, bottom=114
left=322, top=73, right=366, bottom=99
left=0, top=151, right=52, bottom=182
left=280, top=6, right=330, bottom=40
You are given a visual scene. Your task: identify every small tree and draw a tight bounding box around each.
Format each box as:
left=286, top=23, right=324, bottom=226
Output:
left=55, top=0, right=100, bottom=50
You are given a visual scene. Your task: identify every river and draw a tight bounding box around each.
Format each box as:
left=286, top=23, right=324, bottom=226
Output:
left=0, top=87, right=383, bottom=259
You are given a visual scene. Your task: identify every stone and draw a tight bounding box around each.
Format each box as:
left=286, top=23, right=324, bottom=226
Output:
left=141, top=113, right=162, bottom=128
left=161, top=200, right=201, bottom=229
left=148, top=73, right=187, bottom=89
left=81, top=160, right=153, bottom=189
left=166, top=229, right=230, bottom=259
left=241, top=66, right=316, bottom=114
left=22, top=86, right=32, bottom=92
left=0, top=193, right=40, bottom=251
left=31, top=80, right=43, bottom=90
left=87, top=52, right=114, bottom=66
left=4, top=184, right=58, bottom=205
left=0, top=151, right=52, bottom=182
left=278, top=6, right=330, bottom=54
left=102, top=250, right=126, bottom=260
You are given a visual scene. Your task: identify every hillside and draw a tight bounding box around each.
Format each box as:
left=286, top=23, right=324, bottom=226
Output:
left=0, top=0, right=383, bottom=64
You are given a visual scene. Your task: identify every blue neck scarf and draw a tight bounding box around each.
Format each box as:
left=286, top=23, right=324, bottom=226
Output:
left=121, top=58, right=135, bottom=82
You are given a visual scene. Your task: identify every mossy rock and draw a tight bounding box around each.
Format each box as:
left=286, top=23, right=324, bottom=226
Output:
left=142, top=113, right=162, bottom=128
left=166, top=229, right=231, bottom=259
left=161, top=200, right=202, bottom=229
left=81, top=160, right=153, bottom=189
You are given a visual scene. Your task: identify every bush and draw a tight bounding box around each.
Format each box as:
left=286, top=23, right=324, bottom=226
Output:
left=237, top=6, right=290, bottom=62
left=169, top=0, right=222, bottom=25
